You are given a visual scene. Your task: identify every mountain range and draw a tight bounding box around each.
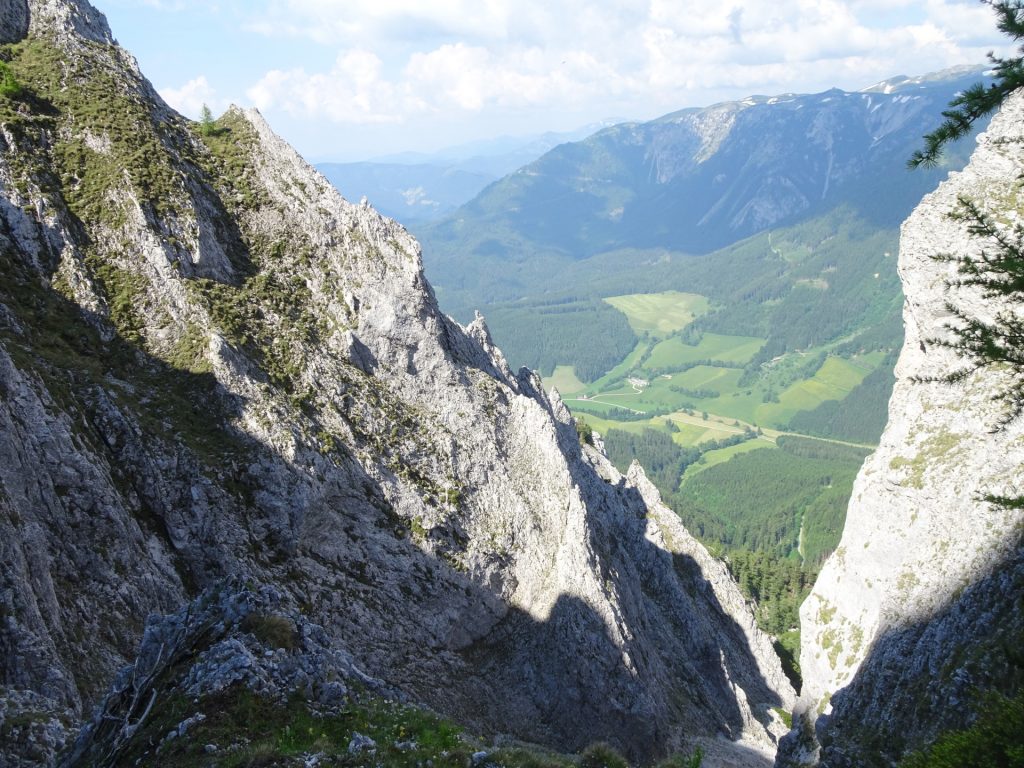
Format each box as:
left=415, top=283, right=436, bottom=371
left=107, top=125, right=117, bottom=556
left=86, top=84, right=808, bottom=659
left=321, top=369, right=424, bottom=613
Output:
left=0, top=2, right=1021, bottom=767
left=417, top=66, right=987, bottom=318
left=316, top=123, right=618, bottom=224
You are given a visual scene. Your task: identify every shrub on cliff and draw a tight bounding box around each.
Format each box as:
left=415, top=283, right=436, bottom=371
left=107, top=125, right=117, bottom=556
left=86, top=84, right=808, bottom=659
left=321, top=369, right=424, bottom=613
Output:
left=0, top=60, right=21, bottom=98
left=580, top=742, right=629, bottom=768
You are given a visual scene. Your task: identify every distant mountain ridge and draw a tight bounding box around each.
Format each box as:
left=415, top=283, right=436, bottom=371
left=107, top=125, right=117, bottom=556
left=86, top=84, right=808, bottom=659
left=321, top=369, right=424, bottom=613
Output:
left=369, top=122, right=626, bottom=173
left=419, top=66, right=989, bottom=315
left=316, top=161, right=495, bottom=224
left=317, top=122, right=621, bottom=224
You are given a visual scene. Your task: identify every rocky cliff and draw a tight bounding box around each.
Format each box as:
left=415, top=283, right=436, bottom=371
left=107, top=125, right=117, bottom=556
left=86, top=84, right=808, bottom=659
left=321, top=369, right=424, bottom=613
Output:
left=0, top=1, right=794, bottom=765
left=777, top=90, right=1024, bottom=767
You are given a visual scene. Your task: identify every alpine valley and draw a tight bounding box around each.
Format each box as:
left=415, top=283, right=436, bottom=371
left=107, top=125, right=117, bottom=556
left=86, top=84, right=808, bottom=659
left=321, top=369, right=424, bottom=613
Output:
left=0, top=3, right=1021, bottom=768
left=409, top=66, right=998, bottom=655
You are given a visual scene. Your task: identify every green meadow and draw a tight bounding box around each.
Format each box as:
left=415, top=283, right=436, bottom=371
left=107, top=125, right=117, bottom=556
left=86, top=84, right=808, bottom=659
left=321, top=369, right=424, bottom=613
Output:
left=680, top=439, right=775, bottom=484
left=603, top=291, right=710, bottom=335
left=647, top=333, right=765, bottom=368
left=562, top=342, right=881, bottom=436
left=546, top=365, right=586, bottom=396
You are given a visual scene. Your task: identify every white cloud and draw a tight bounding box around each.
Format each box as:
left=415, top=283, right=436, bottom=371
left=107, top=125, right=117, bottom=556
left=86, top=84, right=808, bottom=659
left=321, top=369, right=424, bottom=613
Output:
left=108, top=0, right=206, bottom=11
left=239, top=0, right=1011, bottom=127
left=404, top=44, right=632, bottom=111
left=159, top=75, right=218, bottom=118
left=248, top=50, right=423, bottom=123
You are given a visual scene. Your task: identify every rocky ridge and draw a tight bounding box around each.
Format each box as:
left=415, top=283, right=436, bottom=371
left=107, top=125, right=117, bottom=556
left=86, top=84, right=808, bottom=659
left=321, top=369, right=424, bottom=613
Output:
left=776, top=90, right=1024, bottom=766
left=0, top=0, right=793, bottom=765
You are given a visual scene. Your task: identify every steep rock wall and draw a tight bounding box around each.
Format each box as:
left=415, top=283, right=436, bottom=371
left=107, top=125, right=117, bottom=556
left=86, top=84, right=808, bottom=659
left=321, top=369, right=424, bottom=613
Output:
left=0, top=0, right=29, bottom=43
left=0, top=1, right=793, bottom=765
left=778, top=90, right=1024, bottom=767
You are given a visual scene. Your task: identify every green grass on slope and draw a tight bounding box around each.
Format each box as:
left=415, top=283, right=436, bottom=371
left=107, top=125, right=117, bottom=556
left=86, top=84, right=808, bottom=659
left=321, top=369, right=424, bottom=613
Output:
left=898, top=692, right=1024, bottom=768
left=762, top=355, right=878, bottom=426
left=567, top=350, right=883, bottom=433
left=680, top=439, right=774, bottom=481
left=120, top=683, right=706, bottom=768
left=645, top=333, right=765, bottom=369
left=123, top=688, right=467, bottom=767
left=789, top=351, right=898, bottom=443
left=545, top=365, right=587, bottom=396
left=603, top=291, right=710, bottom=336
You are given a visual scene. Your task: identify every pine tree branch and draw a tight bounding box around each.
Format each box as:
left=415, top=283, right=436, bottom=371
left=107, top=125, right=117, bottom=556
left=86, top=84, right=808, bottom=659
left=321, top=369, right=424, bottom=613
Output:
left=910, top=1, right=1024, bottom=167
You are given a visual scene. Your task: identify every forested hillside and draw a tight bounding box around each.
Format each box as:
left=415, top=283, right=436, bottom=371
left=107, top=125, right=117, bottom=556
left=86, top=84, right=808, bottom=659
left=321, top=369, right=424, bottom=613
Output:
left=418, top=70, right=985, bottom=322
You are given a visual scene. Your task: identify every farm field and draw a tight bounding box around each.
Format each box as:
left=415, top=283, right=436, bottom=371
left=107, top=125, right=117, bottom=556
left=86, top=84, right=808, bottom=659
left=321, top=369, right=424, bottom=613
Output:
left=603, top=291, right=710, bottom=335
left=546, top=365, right=586, bottom=396
left=571, top=410, right=742, bottom=446
left=558, top=284, right=888, bottom=596
left=550, top=289, right=889, bottom=436
left=680, top=439, right=775, bottom=484
left=564, top=346, right=883, bottom=434
left=647, top=333, right=765, bottom=368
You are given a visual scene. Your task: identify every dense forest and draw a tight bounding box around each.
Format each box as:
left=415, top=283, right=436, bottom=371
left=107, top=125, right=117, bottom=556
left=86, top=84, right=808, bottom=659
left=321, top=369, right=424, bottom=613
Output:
left=603, top=428, right=868, bottom=567
left=485, top=297, right=636, bottom=381
left=724, top=549, right=808, bottom=683
left=670, top=437, right=869, bottom=565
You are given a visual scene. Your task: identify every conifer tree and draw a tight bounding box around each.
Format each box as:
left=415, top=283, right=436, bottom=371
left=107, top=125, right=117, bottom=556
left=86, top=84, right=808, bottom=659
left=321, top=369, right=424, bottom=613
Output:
left=910, top=1, right=1024, bottom=168
left=199, top=103, right=216, bottom=137
left=925, top=198, right=1024, bottom=507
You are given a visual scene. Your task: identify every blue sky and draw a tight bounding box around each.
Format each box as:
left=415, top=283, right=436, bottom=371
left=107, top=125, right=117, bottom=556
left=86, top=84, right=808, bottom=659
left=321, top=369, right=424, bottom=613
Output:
left=98, top=0, right=1012, bottom=162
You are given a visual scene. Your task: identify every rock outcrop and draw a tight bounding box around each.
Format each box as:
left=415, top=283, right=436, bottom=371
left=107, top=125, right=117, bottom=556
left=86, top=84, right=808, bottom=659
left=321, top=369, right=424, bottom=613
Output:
left=27, top=0, right=111, bottom=44
left=61, top=584, right=397, bottom=766
left=0, top=1, right=793, bottom=765
left=777, top=90, right=1024, bottom=767
left=0, top=0, right=29, bottom=43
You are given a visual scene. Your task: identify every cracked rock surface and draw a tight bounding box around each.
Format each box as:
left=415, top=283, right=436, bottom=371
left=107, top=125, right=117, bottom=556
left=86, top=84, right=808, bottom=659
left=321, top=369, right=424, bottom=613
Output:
left=0, top=1, right=793, bottom=765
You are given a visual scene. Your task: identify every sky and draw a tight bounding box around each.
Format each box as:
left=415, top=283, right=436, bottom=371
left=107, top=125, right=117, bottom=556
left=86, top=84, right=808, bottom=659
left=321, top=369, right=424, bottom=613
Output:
left=98, top=0, right=1013, bottom=162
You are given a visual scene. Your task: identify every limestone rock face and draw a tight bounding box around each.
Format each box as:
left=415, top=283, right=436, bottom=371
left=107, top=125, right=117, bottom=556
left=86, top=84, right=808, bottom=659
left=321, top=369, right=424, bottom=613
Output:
left=27, top=0, right=112, bottom=44
left=778, top=90, right=1024, bottom=767
left=0, top=0, right=29, bottom=43
left=0, top=2, right=792, bottom=765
